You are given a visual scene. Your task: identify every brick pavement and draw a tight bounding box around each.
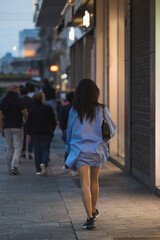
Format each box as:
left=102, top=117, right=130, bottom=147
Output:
left=1, top=129, right=160, bottom=240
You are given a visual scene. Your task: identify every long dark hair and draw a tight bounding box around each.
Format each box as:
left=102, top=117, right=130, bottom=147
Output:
left=73, top=79, right=100, bottom=123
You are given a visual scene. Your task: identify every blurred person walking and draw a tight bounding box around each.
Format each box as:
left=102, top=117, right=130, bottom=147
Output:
left=35, top=85, right=42, bottom=93
left=21, top=87, right=34, bottom=159
left=59, top=91, right=76, bottom=175
left=27, top=93, right=56, bottom=176
left=42, top=78, right=57, bottom=162
left=59, top=91, right=74, bottom=143
left=27, top=83, right=35, bottom=98
left=65, top=79, right=116, bottom=230
left=0, top=84, right=27, bottom=175
left=42, top=78, right=56, bottom=115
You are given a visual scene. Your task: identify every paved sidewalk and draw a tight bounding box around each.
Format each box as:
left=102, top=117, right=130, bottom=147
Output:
left=1, top=129, right=160, bottom=240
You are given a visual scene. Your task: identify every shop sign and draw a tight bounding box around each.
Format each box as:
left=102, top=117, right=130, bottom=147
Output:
left=30, top=68, right=40, bottom=77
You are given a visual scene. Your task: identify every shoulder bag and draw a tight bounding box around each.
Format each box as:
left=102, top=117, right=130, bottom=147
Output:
left=102, top=105, right=110, bottom=143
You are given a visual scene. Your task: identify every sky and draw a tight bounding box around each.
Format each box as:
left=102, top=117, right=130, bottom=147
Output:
left=0, top=0, right=35, bottom=58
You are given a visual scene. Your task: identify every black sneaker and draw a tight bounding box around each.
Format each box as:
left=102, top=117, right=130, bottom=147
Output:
left=83, top=217, right=95, bottom=230
left=11, top=167, right=19, bottom=175
left=92, top=209, right=100, bottom=220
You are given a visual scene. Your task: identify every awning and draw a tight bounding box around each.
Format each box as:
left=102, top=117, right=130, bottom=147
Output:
left=68, top=0, right=94, bottom=28
left=74, top=0, right=88, bottom=14
left=62, top=0, right=92, bottom=28
left=34, top=0, right=67, bottom=27
left=64, top=5, right=73, bottom=26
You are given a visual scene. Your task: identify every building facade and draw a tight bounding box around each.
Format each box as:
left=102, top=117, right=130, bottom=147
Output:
left=19, top=29, right=40, bottom=57
left=34, top=0, right=160, bottom=193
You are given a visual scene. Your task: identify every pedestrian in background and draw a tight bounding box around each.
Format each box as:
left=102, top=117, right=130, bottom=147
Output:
left=27, top=83, right=35, bottom=98
left=42, top=78, right=57, bottom=161
left=27, top=93, right=56, bottom=176
left=21, top=87, right=34, bottom=159
left=35, top=85, right=42, bottom=93
left=59, top=91, right=74, bottom=143
left=42, top=78, right=56, bottom=115
left=59, top=91, right=76, bottom=176
left=65, top=79, right=116, bottom=230
left=0, top=84, right=27, bottom=175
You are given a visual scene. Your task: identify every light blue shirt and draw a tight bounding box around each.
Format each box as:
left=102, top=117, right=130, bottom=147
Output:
left=65, top=106, right=116, bottom=169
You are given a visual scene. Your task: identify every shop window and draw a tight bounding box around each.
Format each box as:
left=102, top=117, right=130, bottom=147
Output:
left=109, top=0, right=125, bottom=164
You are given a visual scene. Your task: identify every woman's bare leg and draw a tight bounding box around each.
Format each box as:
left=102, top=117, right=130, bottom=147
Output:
left=90, top=167, right=100, bottom=213
left=78, top=166, right=93, bottom=219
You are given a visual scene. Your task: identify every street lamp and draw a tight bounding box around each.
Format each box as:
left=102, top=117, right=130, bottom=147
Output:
left=50, top=65, right=59, bottom=72
left=50, top=65, right=59, bottom=88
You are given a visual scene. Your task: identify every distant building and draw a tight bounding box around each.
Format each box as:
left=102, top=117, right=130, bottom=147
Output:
left=0, top=30, right=42, bottom=82
left=1, top=53, right=13, bottom=74
left=19, top=29, right=40, bottom=57
left=11, top=58, right=31, bottom=75
left=24, top=37, right=41, bottom=58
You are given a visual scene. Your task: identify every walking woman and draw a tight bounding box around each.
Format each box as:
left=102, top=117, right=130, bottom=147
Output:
left=27, top=93, right=56, bottom=175
left=65, top=79, right=116, bottom=230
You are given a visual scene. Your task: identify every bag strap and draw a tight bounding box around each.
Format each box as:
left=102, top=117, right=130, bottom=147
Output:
left=102, top=105, right=107, bottom=123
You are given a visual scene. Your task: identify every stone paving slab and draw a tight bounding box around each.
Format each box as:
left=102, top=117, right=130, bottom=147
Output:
left=1, top=129, right=160, bottom=239
left=0, top=131, right=77, bottom=240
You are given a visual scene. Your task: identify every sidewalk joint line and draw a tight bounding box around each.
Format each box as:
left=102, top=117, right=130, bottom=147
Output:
left=54, top=176, right=79, bottom=240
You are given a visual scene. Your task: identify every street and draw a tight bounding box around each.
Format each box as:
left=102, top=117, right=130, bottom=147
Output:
left=0, top=129, right=160, bottom=240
